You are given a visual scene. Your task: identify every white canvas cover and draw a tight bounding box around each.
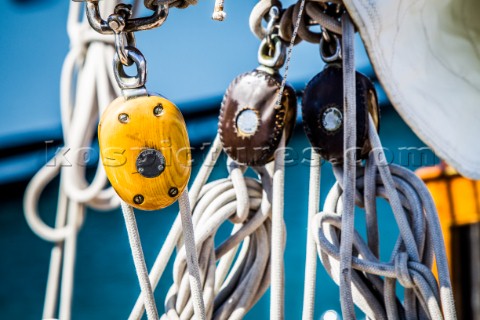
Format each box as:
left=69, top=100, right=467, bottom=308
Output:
left=344, top=0, right=480, bottom=179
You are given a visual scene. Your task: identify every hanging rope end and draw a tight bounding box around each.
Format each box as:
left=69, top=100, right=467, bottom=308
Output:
left=212, top=0, right=226, bottom=21
left=212, top=7, right=227, bottom=21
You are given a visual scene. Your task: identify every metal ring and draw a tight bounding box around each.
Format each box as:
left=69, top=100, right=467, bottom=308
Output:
left=249, top=0, right=282, bottom=40
left=278, top=5, right=303, bottom=45
left=258, top=35, right=286, bottom=69
left=113, top=47, right=147, bottom=90
left=295, top=2, right=321, bottom=44
left=305, top=2, right=342, bottom=35
left=320, top=34, right=341, bottom=63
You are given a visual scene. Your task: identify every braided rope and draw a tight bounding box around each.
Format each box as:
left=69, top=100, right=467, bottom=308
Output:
left=163, top=163, right=273, bottom=319
left=126, top=136, right=276, bottom=319
left=310, top=119, right=457, bottom=320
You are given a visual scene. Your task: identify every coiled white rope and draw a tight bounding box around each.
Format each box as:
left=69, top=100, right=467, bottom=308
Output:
left=126, top=135, right=282, bottom=320
left=163, top=162, right=273, bottom=319
left=23, top=2, right=122, bottom=320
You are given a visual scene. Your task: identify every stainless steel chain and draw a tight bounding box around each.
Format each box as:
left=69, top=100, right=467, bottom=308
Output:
left=250, top=0, right=344, bottom=45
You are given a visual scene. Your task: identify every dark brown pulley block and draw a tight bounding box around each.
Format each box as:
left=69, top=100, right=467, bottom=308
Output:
left=219, top=69, right=297, bottom=166
left=302, top=64, right=380, bottom=163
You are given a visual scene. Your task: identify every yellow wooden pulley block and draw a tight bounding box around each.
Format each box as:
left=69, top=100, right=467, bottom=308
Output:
left=98, top=94, right=191, bottom=210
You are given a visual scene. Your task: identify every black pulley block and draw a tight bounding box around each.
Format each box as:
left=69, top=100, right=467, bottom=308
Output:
left=302, top=64, right=380, bottom=163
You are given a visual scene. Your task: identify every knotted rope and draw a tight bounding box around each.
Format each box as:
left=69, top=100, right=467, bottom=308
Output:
left=310, top=118, right=457, bottom=319
left=287, top=1, right=457, bottom=318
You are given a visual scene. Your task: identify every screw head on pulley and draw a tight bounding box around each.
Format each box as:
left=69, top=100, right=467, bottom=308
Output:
left=302, top=65, right=380, bottom=163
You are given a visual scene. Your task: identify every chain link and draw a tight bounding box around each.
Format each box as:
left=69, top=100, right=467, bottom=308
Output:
left=250, top=0, right=345, bottom=46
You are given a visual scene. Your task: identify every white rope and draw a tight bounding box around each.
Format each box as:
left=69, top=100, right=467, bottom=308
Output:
left=124, top=133, right=279, bottom=319
left=24, top=2, right=121, bottom=319
left=270, top=134, right=286, bottom=320
left=269, top=0, right=306, bottom=317
left=302, top=151, right=321, bottom=320
left=121, top=202, right=160, bottom=320
left=164, top=164, right=273, bottom=319
left=178, top=190, right=207, bottom=320
left=338, top=12, right=356, bottom=319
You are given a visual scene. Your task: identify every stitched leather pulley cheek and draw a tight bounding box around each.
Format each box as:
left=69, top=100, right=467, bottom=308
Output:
left=301, top=65, right=380, bottom=163
left=218, top=70, right=297, bottom=166
left=98, top=94, right=191, bottom=210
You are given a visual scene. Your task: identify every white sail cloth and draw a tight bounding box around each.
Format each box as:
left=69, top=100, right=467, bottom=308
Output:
left=344, top=0, right=480, bottom=179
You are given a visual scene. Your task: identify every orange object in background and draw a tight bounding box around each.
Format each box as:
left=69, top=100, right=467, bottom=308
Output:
left=416, top=162, right=480, bottom=320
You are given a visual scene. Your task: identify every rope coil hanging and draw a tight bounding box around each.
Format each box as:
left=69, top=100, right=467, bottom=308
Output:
left=23, top=2, right=122, bottom=320
left=163, top=158, right=274, bottom=319
left=126, top=136, right=275, bottom=320
left=310, top=119, right=457, bottom=319
left=298, top=1, right=457, bottom=318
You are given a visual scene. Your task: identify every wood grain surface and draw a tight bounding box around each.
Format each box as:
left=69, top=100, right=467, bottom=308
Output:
left=98, top=94, right=191, bottom=210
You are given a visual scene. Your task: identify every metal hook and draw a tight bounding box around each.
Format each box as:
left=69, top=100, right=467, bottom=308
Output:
left=85, top=1, right=169, bottom=35
left=266, top=6, right=280, bottom=48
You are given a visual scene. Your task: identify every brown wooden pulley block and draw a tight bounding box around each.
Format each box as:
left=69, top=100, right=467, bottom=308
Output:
left=301, top=64, right=380, bottom=163
left=219, top=69, right=297, bottom=166
left=98, top=94, right=191, bottom=210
